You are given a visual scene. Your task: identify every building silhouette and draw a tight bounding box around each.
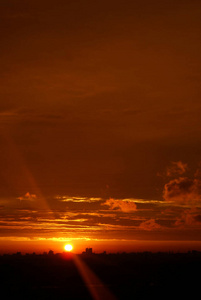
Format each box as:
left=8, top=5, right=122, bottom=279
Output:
left=82, top=248, right=93, bottom=255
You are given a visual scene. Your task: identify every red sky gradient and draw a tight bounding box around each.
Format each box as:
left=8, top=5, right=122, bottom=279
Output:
left=0, top=0, right=201, bottom=254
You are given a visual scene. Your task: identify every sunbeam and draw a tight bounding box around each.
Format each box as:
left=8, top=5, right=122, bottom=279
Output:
left=73, top=254, right=117, bottom=300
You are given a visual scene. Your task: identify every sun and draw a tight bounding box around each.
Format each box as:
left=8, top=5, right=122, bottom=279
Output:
left=64, top=244, right=73, bottom=252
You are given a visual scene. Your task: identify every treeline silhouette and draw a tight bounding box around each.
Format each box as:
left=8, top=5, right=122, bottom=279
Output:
left=1, top=251, right=200, bottom=299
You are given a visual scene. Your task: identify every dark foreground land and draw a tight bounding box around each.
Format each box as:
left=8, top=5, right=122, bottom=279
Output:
left=0, top=251, right=200, bottom=299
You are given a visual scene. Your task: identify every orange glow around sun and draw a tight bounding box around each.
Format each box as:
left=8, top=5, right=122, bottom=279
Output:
left=64, top=244, right=73, bottom=252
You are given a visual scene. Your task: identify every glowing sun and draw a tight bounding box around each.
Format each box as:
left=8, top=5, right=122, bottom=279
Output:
left=64, top=244, right=73, bottom=252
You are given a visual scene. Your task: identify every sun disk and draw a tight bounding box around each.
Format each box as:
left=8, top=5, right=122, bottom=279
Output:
left=64, top=244, right=73, bottom=252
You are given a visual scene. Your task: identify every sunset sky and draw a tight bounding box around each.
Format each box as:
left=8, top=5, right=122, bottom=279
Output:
left=0, top=0, right=201, bottom=254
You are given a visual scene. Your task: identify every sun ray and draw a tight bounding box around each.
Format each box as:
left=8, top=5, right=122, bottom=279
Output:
left=73, top=254, right=116, bottom=300
left=1, top=129, right=51, bottom=212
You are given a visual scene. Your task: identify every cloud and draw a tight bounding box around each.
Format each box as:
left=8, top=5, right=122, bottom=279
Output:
left=175, top=209, right=201, bottom=227
left=194, top=162, right=201, bottom=178
left=57, top=196, right=102, bottom=203
left=139, top=219, right=161, bottom=231
left=166, top=161, right=187, bottom=177
left=163, top=177, right=201, bottom=204
left=194, top=215, right=201, bottom=223
left=103, top=198, right=137, bottom=213
left=18, top=192, right=37, bottom=202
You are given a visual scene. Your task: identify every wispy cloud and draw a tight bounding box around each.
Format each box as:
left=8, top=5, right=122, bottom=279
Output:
left=166, top=161, right=188, bottom=177
left=57, top=196, right=102, bottom=203
left=17, top=192, right=37, bottom=202
left=103, top=198, right=137, bottom=212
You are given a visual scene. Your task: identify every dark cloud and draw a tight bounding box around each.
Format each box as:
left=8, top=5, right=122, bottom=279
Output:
left=163, top=177, right=201, bottom=204
left=194, top=162, right=201, bottom=178
left=194, top=215, right=201, bottom=223
left=175, top=209, right=201, bottom=227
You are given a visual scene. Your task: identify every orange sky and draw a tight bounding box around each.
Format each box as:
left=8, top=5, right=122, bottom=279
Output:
left=0, top=0, right=201, bottom=253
